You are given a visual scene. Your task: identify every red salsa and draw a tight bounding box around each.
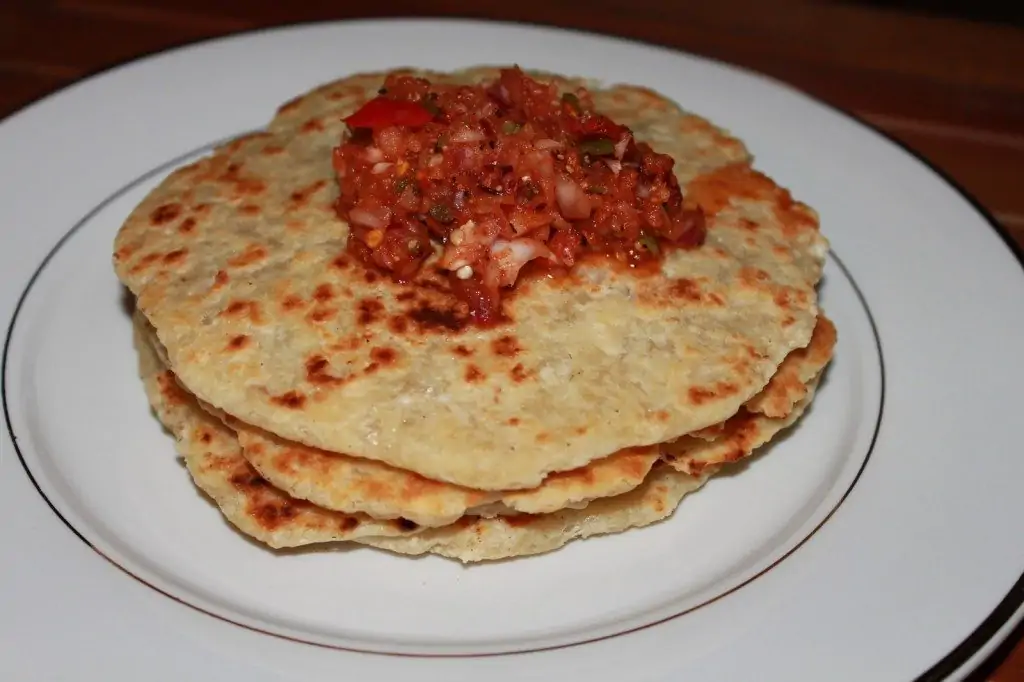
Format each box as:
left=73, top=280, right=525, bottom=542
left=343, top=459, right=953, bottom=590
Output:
left=332, top=67, right=706, bottom=323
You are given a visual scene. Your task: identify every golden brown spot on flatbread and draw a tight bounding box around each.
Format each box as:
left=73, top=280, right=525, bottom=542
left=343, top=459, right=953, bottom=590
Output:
left=262, top=145, right=285, bottom=156
left=396, top=291, right=416, bottom=302
left=178, top=218, right=197, bottom=234
left=236, top=178, right=266, bottom=196
left=270, top=390, right=306, bottom=409
left=363, top=270, right=380, bottom=284
left=408, top=304, right=467, bottom=333
left=774, top=290, right=793, bottom=310
left=510, top=363, right=531, bottom=383
left=508, top=417, right=521, bottom=426
left=155, top=371, right=188, bottom=406
left=491, top=335, right=522, bottom=357
left=387, top=315, right=409, bottom=334
left=199, top=431, right=213, bottom=444
left=281, top=294, right=304, bottom=311
left=738, top=266, right=772, bottom=290
left=669, top=278, right=703, bottom=302
left=192, top=203, right=211, bottom=216
left=356, top=298, right=385, bottom=326
left=270, top=447, right=313, bottom=476
left=739, top=218, right=758, bottom=231
left=129, top=252, right=160, bottom=274
left=306, top=355, right=348, bottom=386
left=227, top=244, right=268, bottom=268
left=619, top=448, right=653, bottom=478
left=239, top=204, right=262, bottom=217
left=217, top=162, right=267, bottom=197
left=340, top=516, right=360, bottom=531
left=782, top=315, right=796, bottom=327
left=535, top=431, right=551, bottom=444
left=229, top=470, right=265, bottom=490
left=331, top=254, right=352, bottom=270
left=329, top=336, right=362, bottom=352
left=113, top=245, right=135, bottom=261
left=300, top=117, right=325, bottom=133
left=688, top=381, right=739, bottom=406
left=370, top=346, right=398, bottom=366
left=212, top=270, right=229, bottom=290
left=226, top=334, right=249, bottom=351
left=162, top=248, right=187, bottom=265
left=313, top=284, right=335, bottom=302
left=308, top=307, right=337, bottom=324
left=290, top=179, right=327, bottom=207
left=654, top=410, right=670, bottom=422
left=220, top=300, right=263, bottom=324
left=150, top=203, right=182, bottom=225
left=464, top=364, right=485, bottom=383
left=453, top=344, right=473, bottom=357
left=251, top=499, right=301, bottom=531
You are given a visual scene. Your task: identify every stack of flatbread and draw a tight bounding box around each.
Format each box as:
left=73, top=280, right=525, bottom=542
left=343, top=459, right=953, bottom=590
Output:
left=113, top=67, right=836, bottom=563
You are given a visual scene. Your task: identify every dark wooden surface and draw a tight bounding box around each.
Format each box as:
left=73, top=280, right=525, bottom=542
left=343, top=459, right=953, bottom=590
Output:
left=1, top=2, right=1022, bottom=679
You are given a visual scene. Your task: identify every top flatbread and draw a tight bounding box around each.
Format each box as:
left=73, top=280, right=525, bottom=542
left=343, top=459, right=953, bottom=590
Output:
left=113, top=66, right=828, bottom=490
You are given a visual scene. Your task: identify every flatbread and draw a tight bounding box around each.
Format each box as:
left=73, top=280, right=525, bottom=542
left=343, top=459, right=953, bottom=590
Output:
left=663, top=373, right=824, bottom=476
left=357, top=464, right=710, bottom=563
left=232, top=420, right=658, bottom=527
left=133, top=312, right=419, bottom=548
left=114, top=66, right=828, bottom=490
left=744, top=315, right=836, bottom=419
left=220, top=315, right=833, bottom=527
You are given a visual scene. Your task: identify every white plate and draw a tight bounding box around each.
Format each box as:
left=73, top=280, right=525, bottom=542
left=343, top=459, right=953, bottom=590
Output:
left=1, top=18, right=1021, bottom=682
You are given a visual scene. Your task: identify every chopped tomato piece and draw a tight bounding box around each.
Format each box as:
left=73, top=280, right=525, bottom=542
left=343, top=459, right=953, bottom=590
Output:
left=344, top=97, right=434, bottom=131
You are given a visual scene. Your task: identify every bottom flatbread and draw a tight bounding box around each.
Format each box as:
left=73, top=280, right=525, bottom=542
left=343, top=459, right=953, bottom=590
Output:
left=356, top=465, right=710, bottom=562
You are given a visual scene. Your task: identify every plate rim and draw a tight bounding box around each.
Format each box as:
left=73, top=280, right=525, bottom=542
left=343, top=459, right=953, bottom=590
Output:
left=0, top=16, right=1021, bottom=680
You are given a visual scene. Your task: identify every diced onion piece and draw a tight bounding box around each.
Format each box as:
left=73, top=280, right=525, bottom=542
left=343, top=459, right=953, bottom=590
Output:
left=555, top=177, right=593, bottom=220
left=372, top=162, right=393, bottom=174
left=534, top=138, right=561, bottom=151
left=350, top=207, right=388, bottom=229
left=489, top=238, right=555, bottom=287
left=364, top=146, right=384, bottom=163
left=604, top=159, right=622, bottom=175
left=613, top=134, right=631, bottom=160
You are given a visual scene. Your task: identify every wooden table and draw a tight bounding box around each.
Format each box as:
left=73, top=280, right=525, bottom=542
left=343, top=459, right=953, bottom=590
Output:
left=2, top=1, right=1021, bottom=679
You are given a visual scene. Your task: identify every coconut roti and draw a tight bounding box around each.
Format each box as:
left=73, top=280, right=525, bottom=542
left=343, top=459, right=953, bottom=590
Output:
left=115, top=66, right=827, bottom=490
